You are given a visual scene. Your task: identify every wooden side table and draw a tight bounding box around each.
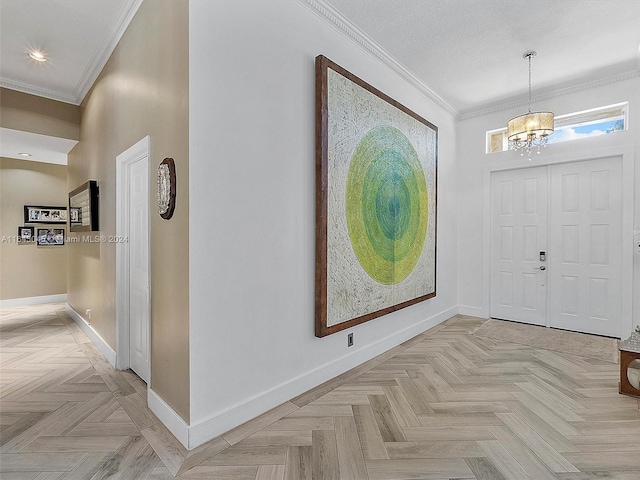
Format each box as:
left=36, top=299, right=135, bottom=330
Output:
left=619, top=334, right=640, bottom=399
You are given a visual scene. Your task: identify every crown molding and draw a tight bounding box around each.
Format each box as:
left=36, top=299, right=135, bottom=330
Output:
left=460, top=69, right=640, bottom=121
left=0, top=0, right=143, bottom=106
left=298, top=0, right=458, bottom=117
left=0, top=79, right=78, bottom=105
left=73, top=0, right=144, bottom=104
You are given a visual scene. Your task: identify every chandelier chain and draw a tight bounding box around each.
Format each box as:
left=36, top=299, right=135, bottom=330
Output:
left=528, top=53, right=532, bottom=112
left=507, top=50, right=554, bottom=159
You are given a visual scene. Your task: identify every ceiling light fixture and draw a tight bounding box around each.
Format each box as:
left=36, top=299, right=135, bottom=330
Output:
left=507, top=51, right=554, bottom=158
left=28, top=50, right=48, bottom=62
left=18, top=152, right=32, bottom=157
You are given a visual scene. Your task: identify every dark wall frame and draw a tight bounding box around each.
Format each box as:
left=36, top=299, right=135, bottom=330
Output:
left=24, top=205, right=67, bottom=224
left=69, top=180, right=99, bottom=232
left=315, top=55, right=438, bottom=338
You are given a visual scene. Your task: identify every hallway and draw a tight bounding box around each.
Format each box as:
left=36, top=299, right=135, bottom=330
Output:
left=1, top=303, right=640, bottom=479
left=0, top=303, right=174, bottom=479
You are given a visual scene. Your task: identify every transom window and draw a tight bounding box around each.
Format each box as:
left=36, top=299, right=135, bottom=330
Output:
left=486, top=102, right=628, bottom=154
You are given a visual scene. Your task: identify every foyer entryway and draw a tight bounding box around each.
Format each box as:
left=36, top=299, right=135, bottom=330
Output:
left=490, top=156, right=623, bottom=338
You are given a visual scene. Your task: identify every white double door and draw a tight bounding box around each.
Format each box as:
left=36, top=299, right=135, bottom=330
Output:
left=490, top=157, right=623, bottom=337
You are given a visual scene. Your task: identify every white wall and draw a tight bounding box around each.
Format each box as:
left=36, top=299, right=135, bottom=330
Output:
left=188, top=0, right=458, bottom=447
left=457, top=76, right=640, bottom=330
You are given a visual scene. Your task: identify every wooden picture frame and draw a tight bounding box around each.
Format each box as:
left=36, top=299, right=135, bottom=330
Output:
left=36, top=228, right=65, bottom=246
left=69, top=180, right=99, bottom=232
left=24, top=205, right=67, bottom=224
left=315, top=55, right=438, bottom=337
left=18, top=226, right=35, bottom=243
left=157, top=158, right=176, bottom=220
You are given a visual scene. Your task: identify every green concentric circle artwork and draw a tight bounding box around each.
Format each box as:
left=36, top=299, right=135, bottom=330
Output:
left=346, top=125, right=428, bottom=285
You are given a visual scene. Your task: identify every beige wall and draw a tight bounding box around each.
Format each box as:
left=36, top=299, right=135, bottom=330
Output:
left=0, top=88, right=80, bottom=140
left=67, top=0, right=190, bottom=421
left=0, top=157, right=67, bottom=300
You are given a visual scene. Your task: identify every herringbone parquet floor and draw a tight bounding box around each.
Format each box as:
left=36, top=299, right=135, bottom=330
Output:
left=1, top=303, right=639, bottom=479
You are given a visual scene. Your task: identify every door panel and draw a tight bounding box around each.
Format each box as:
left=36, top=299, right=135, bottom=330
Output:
left=490, top=167, right=548, bottom=325
left=548, top=157, right=622, bottom=337
left=128, top=157, right=150, bottom=382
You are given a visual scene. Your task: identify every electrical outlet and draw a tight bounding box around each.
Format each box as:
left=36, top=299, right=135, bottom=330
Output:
left=85, top=309, right=91, bottom=324
left=347, top=333, right=353, bottom=347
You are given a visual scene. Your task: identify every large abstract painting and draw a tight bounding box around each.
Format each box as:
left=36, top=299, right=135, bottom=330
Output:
left=315, top=55, right=438, bottom=337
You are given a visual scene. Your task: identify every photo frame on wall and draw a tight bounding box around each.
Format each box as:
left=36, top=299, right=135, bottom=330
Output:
left=18, top=226, right=35, bottom=243
left=315, top=55, right=438, bottom=337
left=24, top=205, right=68, bottom=224
left=36, top=228, right=65, bottom=246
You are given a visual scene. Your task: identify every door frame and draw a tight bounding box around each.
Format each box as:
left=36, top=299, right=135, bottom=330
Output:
left=482, top=144, right=635, bottom=338
left=115, top=136, right=151, bottom=374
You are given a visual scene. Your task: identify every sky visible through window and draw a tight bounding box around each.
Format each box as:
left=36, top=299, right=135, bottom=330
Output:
left=548, top=119, right=624, bottom=144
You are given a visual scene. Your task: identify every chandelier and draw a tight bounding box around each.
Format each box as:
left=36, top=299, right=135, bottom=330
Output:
left=507, top=51, right=554, bottom=158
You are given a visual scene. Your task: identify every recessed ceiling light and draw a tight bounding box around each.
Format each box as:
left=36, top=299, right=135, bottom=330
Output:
left=28, top=50, right=48, bottom=62
left=18, top=152, right=32, bottom=157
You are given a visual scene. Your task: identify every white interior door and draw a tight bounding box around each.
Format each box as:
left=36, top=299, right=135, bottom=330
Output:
left=490, top=157, right=623, bottom=338
left=490, top=166, right=548, bottom=326
left=548, top=157, right=623, bottom=337
left=128, top=156, right=150, bottom=382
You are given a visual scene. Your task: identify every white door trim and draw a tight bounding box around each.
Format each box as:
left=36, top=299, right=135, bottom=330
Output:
left=116, top=136, right=151, bottom=373
left=482, top=144, right=635, bottom=338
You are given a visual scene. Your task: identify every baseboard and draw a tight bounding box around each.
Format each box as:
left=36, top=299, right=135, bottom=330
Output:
left=65, top=304, right=117, bottom=367
left=148, top=388, right=190, bottom=449
left=187, top=306, right=457, bottom=449
left=0, top=294, right=67, bottom=309
left=457, top=305, right=487, bottom=318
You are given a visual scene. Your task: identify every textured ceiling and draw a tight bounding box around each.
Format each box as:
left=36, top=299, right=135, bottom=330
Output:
left=0, top=0, right=638, bottom=124
left=323, top=0, right=640, bottom=116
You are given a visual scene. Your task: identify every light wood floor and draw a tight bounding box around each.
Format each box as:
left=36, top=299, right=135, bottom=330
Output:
left=1, top=304, right=639, bottom=479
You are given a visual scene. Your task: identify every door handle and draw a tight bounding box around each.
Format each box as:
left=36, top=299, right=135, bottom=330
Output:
left=535, top=266, right=546, bottom=271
